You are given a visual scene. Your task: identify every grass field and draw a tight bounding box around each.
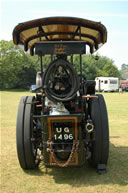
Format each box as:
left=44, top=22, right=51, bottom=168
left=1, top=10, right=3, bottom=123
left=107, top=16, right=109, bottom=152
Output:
left=1, top=90, right=128, bottom=193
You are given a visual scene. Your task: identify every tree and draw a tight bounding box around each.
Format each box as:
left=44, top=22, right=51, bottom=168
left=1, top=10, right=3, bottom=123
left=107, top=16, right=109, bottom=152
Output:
left=0, top=40, right=39, bottom=89
left=121, top=63, right=128, bottom=71
left=0, top=40, right=121, bottom=89
left=120, top=63, right=128, bottom=79
left=73, top=54, right=121, bottom=79
left=103, top=61, right=121, bottom=78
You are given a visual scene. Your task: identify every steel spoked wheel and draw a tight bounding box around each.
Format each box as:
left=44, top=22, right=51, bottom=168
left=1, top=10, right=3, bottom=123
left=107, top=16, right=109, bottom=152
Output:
left=16, top=96, right=41, bottom=169
left=88, top=94, right=109, bottom=168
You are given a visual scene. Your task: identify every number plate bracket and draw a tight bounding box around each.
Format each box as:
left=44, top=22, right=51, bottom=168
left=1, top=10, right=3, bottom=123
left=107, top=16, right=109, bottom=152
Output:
left=48, top=116, right=78, bottom=166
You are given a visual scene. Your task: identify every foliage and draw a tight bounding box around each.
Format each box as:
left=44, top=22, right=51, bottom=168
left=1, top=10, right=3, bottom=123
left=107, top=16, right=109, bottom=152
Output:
left=0, top=40, right=121, bottom=89
left=121, top=63, right=128, bottom=71
left=0, top=40, right=39, bottom=89
left=74, top=55, right=121, bottom=79
left=120, top=63, right=128, bottom=79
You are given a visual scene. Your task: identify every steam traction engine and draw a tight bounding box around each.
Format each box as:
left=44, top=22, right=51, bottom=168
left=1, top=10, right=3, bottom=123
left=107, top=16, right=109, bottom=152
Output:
left=13, top=17, right=109, bottom=174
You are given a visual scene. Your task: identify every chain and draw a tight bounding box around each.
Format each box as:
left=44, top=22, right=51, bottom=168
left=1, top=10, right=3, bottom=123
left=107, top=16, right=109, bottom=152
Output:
left=47, top=140, right=79, bottom=167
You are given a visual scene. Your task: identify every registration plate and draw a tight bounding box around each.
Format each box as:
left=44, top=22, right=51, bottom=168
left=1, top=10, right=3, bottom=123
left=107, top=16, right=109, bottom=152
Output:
left=52, top=121, right=74, bottom=141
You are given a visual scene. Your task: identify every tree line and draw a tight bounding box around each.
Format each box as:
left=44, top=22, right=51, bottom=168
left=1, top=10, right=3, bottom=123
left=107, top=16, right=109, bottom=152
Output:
left=0, top=40, right=121, bottom=89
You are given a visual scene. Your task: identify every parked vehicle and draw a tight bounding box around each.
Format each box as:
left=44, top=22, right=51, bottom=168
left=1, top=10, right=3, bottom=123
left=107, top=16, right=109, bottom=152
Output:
left=29, top=85, right=36, bottom=93
left=13, top=16, right=109, bottom=174
left=120, top=80, right=128, bottom=91
left=95, top=77, right=119, bottom=92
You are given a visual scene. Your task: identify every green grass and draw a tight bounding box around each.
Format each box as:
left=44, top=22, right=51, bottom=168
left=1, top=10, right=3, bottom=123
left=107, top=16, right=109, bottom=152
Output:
left=1, top=91, right=128, bottom=193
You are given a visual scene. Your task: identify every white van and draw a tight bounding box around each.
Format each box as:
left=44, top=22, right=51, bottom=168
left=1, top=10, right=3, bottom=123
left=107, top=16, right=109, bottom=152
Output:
left=95, top=77, right=119, bottom=92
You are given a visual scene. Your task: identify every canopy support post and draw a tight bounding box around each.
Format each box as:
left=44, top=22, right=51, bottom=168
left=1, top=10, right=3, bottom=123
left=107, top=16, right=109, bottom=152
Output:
left=38, top=26, right=49, bottom=41
left=72, top=26, right=80, bottom=40
left=40, top=56, right=43, bottom=73
left=71, top=55, right=73, bottom=65
left=51, top=55, right=53, bottom=62
left=80, top=54, right=82, bottom=83
left=79, top=27, right=82, bottom=85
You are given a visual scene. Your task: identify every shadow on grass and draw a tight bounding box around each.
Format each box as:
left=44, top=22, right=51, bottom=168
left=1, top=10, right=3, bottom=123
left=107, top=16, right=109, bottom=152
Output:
left=24, top=142, right=128, bottom=186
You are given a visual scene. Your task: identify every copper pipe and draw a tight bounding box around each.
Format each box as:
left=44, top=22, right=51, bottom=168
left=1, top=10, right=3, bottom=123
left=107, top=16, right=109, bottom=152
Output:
left=82, top=95, right=98, bottom=98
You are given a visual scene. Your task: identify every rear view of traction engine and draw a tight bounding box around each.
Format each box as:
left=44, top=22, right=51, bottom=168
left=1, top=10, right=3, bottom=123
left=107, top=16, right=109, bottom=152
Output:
left=13, top=17, right=109, bottom=173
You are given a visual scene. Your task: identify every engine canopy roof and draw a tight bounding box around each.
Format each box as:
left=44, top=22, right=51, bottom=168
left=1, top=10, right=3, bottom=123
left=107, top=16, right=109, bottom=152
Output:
left=13, top=16, right=107, bottom=56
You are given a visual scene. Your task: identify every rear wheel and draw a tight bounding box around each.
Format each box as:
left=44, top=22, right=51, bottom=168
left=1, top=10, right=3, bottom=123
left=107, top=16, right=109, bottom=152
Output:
left=16, top=96, right=40, bottom=169
left=88, top=94, right=109, bottom=167
left=16, top=96, right=28, bottom=169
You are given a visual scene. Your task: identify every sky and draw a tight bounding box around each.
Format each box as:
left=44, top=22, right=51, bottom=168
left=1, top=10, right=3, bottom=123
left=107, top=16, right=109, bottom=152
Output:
left=1, top=0, right=128, bottom=69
